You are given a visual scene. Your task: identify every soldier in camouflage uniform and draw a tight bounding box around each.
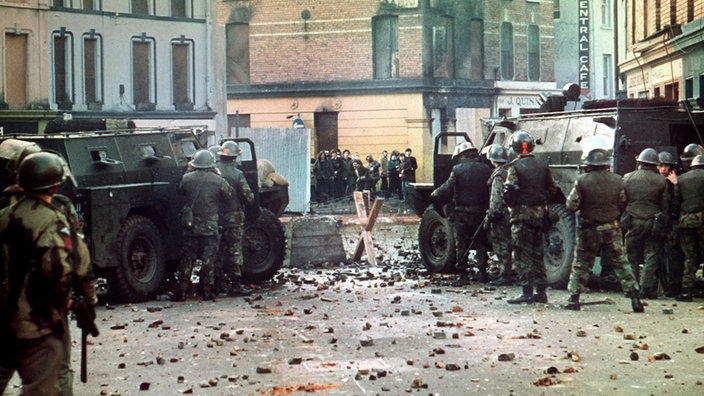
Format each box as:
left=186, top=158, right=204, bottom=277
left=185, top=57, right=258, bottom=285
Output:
left=563, top=141, right=643, bottom=312
left=675, top=154, right=704, bottom=302
left=172, top=149, right=234, bottom=301
left=485, top=144, right=514, bottom=286
left=1, top=152, right=96, bottom=395
left=431, top=142, right=492, bottom=285
left=503, top=131, right=557, bottom=304
left=216, top=141, right=255, bottom=297
left=622, top=148, right=669, bottom=299
left=657, top=151, right=684, bottom=297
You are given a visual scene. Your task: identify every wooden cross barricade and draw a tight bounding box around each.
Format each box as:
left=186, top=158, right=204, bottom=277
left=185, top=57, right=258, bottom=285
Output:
left=352, top=191, right=384, bottom=265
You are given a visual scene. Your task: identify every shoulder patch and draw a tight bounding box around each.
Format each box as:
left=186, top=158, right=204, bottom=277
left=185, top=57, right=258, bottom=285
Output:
left=59, top=226, right=73, bottom=251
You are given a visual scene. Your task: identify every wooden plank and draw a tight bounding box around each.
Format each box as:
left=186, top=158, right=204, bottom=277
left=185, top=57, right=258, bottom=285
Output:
left=365, top=198, right=384, bottom=231
left=362, top=230, right=376, bottom=266
left=353, top=191, right=369, bottom=221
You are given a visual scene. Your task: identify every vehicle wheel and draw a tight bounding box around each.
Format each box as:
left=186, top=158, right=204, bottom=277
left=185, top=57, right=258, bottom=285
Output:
left=544, top=204, right=575, bottom=289
left=110, top=215, right=166, bottom=302
left=241, top=208, right=286, bottom=282
left=418, top=207, right=456, bottom=273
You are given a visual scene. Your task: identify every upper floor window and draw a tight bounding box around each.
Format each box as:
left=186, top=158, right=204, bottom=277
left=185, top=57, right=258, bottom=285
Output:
left=372, top=15, right=399, bottom=79
left=527, top=24, right=540, bottom=81
left=226, top=23, right=250, bottom=84
left=53, top=30, right=74, bottom=110
left=433, top=25, right=453, bottom=78
left=601, top=0, right=612, bottom=27
left=500, top=22, right=514, bottom=80
left=602, top=54, right=612, bottom=97
left=132, top=36, right=156, bottom=110
left=131, top=0, right=150, bottom=15
left=469, top=19, right=484, bottom=80
left=83, top=33, right=103, bottom=107
left=53, top=0, right=66, bottom=7
left=172, top=0, right=187, bottom=17
left=171, top=38, right=194, bottom=109
left=3, top=33, right=28, bottom=110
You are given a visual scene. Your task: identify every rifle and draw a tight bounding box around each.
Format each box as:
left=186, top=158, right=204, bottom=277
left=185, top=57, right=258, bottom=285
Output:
left=460, top=214, right=488, bottom=260
left=72, top=296, right=99, bottom=383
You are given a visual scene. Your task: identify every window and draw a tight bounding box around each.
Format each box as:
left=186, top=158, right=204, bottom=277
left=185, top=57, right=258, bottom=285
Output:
left=553, top=0, right=560, bottom=19
left=527, top=24, right=540, bottom=81
left=172, top=39, right=193, bottom=109
left=654, top=0, right=661, bottom=31
left=685, top=77, right=693, bottom=99
left=83, top=34, right=103, bottom=107
left=131, top=0, right=149, bottom=15
left=132, top=36, right=155, bottom=110
left=601, top=0, right=611, bottom=27
left=226, top=23, right=250, bottom=84
left=433, top=25, right=453, bottom=78
left=500, top=22, right=514, bottom=80
left=469, top=19, right=484, bottom=80
left=83, top=0, right=94, bottom=10
left=4, top=33, right=28, bottom=109
left=602, top=54, right=612, bottom=97
left=171, top=0, right=186, bottom=17
left=53, top=30, right=74, bottom=109
left=53, top=0, right=66, bottom=7
left=372, top=15, right=399, bottom=79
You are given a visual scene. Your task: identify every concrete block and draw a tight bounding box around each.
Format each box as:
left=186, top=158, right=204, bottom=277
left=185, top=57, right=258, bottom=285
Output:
left=289, top=216, right=346, bottom=266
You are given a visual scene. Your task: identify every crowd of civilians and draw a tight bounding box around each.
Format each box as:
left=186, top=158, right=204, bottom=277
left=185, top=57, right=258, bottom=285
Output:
left=312, top=148, right=418, bottom=202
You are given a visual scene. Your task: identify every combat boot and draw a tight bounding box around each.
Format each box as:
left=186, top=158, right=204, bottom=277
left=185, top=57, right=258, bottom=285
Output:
left=564, top=294, right=580, bottom=311
left=676, top=290, right=693, bottom=302
left=170, top=281, right=189, bottom=302
left=533, top=285, right=548, bottom=303
left=507, top=286, right=534, bottom=304
left=230, top=279, right=253, bottom=297
left=628, top=291, right=644, bottom=313
left=472, top=269, right=491, bottom=283
left=452, top=272, right=470, bottom=287
left=490, top=272, right=515, bottom=286
left=202, top=285, right=216, bottom=301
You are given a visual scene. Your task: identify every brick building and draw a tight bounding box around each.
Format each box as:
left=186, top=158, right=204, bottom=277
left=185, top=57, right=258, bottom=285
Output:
left=620, top=0, right=704, bottom=101
left=220, top=0, right=557, bottom=182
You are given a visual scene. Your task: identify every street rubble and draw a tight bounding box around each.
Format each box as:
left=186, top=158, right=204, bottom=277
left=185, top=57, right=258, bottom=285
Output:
left=3, top=201, right=704, bottom=395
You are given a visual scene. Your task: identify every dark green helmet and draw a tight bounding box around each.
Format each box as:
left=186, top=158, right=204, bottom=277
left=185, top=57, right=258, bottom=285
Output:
left=636, top=148, right=659, bottom=165
left=208, top=144, right=222, bottom=159
left=487, top=144, right=508, bottom=163
left=18, top=152, right=67, bottom=191
left=692, top=154, right=704, bottom=169
left=510, top=131, right=535, bottom=155
left=680, top=143, right=704, bottom=162
left=191, top=149, right=216, bottom=169
left=584, top=148, right=610, bottom=166
left=219, top=141, right=242, bottom=158
left=658, top=151, right=676, bottom=165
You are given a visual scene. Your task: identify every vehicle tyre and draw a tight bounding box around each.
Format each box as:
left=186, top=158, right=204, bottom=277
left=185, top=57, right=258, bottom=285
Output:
left=544, top=204, right=575, bottom=289
left=418, top=207, right=457, bottom=273
left=111, top=215, right=166, bottom=302
left=241, top=207, right=286, bottom=282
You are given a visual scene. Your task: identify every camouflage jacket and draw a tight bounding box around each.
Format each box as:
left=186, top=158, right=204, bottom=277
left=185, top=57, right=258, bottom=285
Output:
left=180, top=169, right=234, bottom=235
left=488, top=164, right=508, bottom=217
left=1, top=195, right=91, bottom=339
left=217, top=161, right=255, bottom=225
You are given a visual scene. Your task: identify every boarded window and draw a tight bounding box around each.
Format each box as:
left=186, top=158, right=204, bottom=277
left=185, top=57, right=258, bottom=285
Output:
left=4, top=33, right=28, bottom=109
left=132, top=40, right=153, bottom=107
left=226, top=23, right=250, bottom=84
left=54, top=34, right=73, bottom=107
left=172, top=0, right=186, bottom=17
left=527, top=24, right=540, bottom=81
left=469, top=19, right=483, bottom=80
left=433, top=25, right=452, bottom=78
left=83, top=37, right=101, bottom=105
left=132, top=0, right=149, bottom=15
left=172, top=42, right=191, bottom=105
left=372, top=15, right=399, bottom=79
left=500, top=22, right=514, bottom=80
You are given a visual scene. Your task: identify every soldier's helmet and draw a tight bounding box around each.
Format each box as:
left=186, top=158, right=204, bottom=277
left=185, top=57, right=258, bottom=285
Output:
left=691, top=154, right=704, bottom=168
left=191, top=149, right=216, bottom=169
left=208, top=144, right=222, bottom=159
left=635, top=148, right=659, bottom=165
left=0, top=139, right=42, bottom=176
left=680, top=143, right=704, bottom=162
left=658, top=151, right=676, bottom=165
left=579, top=135, right=610, bottom=166
left=452, top=141, right=477, bottom=158
left=18, top=151, right=67, bottom=191
left=487, top=144, right=508, bottom=163
left=219, top=141, right=242, bottom=158
left=510, top=131, right=535, bottom=155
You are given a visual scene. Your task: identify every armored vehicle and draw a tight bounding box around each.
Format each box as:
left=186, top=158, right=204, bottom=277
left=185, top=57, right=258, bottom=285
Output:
left=0, top=122, right=288, bottom=302
left=408, top=99, right=704, bottom=288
